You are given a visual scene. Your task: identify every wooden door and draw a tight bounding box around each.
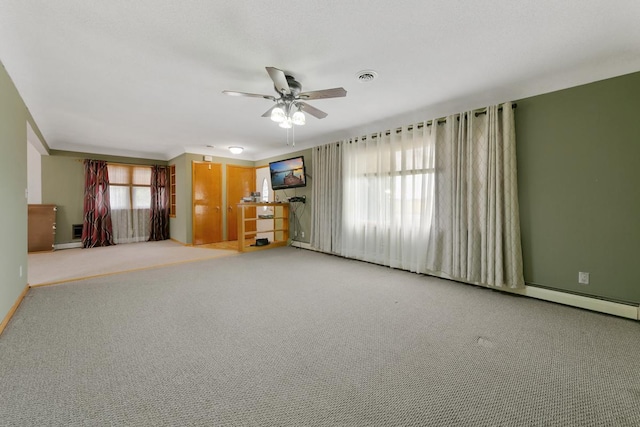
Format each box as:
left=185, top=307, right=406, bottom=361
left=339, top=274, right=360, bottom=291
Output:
left=192, top=162, right=222, bottom=245
left=226, top=165, right=256, bottom=241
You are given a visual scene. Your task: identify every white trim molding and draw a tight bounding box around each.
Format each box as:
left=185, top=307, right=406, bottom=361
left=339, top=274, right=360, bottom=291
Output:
left=520, top=286, right=639, bottom=320
left=54, top=242, right=83, bottom=250
left=290, top=241, right=312, bottom=250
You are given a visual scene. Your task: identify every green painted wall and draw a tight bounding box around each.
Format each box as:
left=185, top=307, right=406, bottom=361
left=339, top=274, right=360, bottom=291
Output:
left=41, top=156, right=83, bottom=244
left=41, top=151, right=167, bottom=244
left=0, top=62, right=29, bottom=324
left=256, top=149, right=313, bottom=244
left=516, top=71, right=640, bottom=304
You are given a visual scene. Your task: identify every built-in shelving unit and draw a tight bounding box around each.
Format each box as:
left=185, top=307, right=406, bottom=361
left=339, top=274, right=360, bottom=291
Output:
left=169, top=164, right=176, bottom=217
left=237, top=202, right=289, bottom=252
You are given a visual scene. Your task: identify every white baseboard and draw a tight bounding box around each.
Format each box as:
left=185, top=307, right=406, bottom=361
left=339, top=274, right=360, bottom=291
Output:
left=54, top=242, right=82, bottom=250
left=290, top=241, right=312, bottom=250
left=520, top=286, right=639, bottom=320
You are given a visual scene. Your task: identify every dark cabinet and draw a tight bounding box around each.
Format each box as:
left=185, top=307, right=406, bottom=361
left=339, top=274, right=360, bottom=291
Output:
left=28, top=204, right=56, bottom=252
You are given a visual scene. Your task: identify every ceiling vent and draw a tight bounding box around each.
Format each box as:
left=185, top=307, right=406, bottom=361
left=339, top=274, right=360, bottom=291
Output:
left=356, top=70, right=378, bottom=83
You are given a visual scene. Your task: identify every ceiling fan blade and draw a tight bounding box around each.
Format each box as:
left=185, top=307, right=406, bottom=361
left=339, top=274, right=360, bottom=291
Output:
left=266, top=67, right=291, bottom=95
left=222, top=90, right=276, bottom=101
left=298, top=87, right=347, bottom=100
left=298, top=102, right=328, bottom=119
left=261, top=105, right=278, bottom=118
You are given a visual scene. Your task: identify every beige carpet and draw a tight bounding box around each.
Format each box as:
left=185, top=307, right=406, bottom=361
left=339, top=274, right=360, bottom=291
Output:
left=6, top=247, right=640, bottom=425
left=28, top=240, right=237, bottom=286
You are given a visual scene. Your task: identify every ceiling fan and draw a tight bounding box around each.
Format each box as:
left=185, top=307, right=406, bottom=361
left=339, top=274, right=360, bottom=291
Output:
left=223, top=67, right=347, bottom=128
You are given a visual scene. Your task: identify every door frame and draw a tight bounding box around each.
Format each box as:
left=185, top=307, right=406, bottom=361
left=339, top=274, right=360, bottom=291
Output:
left=191, top=161, right=223, bottom=245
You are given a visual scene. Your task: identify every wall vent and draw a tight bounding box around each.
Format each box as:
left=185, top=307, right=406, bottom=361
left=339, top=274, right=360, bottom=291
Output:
left=356, top=70, right=378, bottom=83
left=72, top=224, right=82, bottom=239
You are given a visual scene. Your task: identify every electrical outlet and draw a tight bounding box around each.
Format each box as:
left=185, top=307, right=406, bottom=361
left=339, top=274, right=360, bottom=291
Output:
left=301, top=232, right=305, bottom=238
left=19, top=265, right=23, bottom=277
left=294, top=230, right=298, bottom=236
left=578, top=272, right=589, bottom=285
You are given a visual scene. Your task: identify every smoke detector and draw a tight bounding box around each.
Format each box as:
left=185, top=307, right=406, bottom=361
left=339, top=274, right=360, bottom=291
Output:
left=356, top=70, right=378, bottom=83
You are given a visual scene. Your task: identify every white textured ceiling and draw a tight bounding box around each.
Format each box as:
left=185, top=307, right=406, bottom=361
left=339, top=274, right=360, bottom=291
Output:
left=1, top=1, right=640, bottom=161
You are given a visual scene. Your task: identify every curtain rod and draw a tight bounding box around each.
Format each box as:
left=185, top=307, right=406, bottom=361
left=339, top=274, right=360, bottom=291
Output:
left=75, top=159, right=163, bottom=167
left=339, top=103, right=517, bottom=143
left=386, top=103, right=517, bottom=135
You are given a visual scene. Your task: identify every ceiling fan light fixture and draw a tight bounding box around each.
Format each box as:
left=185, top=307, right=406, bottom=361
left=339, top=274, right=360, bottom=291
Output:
left=279, top=117, right=292, bottom=129
left=270, top=107, right=285, bottom=122
left=228, top=146, right=244, bottom=154
left=292, top=111, right=306, bottom=126
left=223, top=67, right=346, bottom=137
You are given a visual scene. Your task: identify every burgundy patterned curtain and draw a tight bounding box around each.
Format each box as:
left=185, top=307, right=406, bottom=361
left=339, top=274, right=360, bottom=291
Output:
left=149, top=165, right=170, bottom=241
left=81, top=159, right=114, bottom=248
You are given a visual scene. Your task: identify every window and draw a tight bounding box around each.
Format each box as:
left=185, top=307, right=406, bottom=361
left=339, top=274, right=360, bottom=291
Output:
left=107, top=164, right=152, bottom=243
left=345, top=143, right=434, bottom=232
left=341, top=130, right=436, bottom=270
left=169, top=164, right=176, bottom=217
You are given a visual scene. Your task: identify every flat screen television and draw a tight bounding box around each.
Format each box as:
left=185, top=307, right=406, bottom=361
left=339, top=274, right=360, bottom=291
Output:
left=269, top=156, right=307, bottom=190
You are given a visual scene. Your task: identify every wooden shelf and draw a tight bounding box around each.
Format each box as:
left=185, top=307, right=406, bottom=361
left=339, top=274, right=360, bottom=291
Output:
left=237, top=202, right=289, bottom=252
left=169, top=164, right=176, bottom=217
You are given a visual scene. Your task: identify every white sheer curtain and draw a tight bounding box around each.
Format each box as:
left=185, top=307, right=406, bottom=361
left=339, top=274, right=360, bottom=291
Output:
left=311, top=142, right=343, bottom=253
left=337, top=102, right=524, bottom=288
left=341, top=125, right=435, bottom=272
left=107, top=164, right=151, bottom=244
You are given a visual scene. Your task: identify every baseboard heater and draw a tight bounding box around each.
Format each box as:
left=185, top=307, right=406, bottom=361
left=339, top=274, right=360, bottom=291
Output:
left=520, top=285, right=639, bottom=320
left=53, top=225, right=84, bottom=250
left=290, top=242, right=640, bottom=321
left=72, top=224, right=82, bottom=239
